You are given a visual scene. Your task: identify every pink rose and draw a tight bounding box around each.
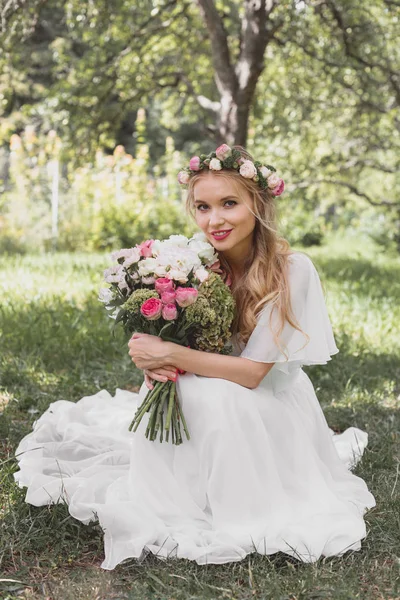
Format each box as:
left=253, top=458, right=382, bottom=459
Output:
left=137, top=239, right=154, bottom=258
left=189, top=156, right=201, bottom=171
left=215, top=144, right=232, bottom=161
left=177, top=170, right=190, bottom=184
left=175, top=287, right=198, bottom=307
left=155, top=277, right=175, bottom=294
left=271, top=178, right=285, bottom=196
left=140, top=298, right=162, bottom=320
left=161, top=290, right=176, bottom=304
left=162, top=303, right=178, bottom=321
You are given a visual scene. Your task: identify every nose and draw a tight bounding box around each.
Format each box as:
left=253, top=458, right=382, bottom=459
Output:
left=208, top=208, right=225, bottom=229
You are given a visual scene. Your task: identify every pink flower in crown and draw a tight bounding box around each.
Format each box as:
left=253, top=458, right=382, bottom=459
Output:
left=140, top=298, right=162, bottom=320
left=161, top=290, right=177, bottom=304
left=189, top=156, right=201, bottom=171
left=215, top=144, right=232, bottom=161
left=175, top=287, right=198, bottom=307
left=162, top=303, right=178, bottom=321
left=271, top=178, right=285, bottom=196
left=137, top=239, right=154, bottom=258
left=155, top=277, right=175, bottom=294
left=177, top=170, right=190, bottom=184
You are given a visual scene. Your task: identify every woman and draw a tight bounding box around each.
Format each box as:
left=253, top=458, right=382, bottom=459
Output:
left=13, top=144, right=376, bottom=570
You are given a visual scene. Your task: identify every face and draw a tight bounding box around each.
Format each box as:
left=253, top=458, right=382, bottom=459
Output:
left=193, top=172, right=256, bottom=262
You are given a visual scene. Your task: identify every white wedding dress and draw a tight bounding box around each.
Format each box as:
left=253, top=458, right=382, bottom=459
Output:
left=13, top=252, right=376, bottom=569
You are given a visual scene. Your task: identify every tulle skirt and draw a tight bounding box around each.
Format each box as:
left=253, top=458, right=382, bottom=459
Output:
left=13, top=368, right=376, bottom=569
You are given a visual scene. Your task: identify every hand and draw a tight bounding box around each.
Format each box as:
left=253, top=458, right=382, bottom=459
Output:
left=128, top=332, right=172, bottom=370
left=143, top=366, right=178, bottom=390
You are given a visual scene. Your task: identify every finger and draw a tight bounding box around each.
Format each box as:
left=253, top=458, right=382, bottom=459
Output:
left=146, top=369, right=169, bottom=383
left=144, top=372, right=154, bottom=390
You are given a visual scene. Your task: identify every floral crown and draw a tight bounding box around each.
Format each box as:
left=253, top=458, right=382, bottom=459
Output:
left=177, top=144, right=285, bottom=197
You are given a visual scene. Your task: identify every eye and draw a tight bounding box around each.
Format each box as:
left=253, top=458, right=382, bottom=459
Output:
left=196, top=200, right=237, bottom=211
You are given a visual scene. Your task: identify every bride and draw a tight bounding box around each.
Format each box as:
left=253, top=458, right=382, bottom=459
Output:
left=13, top=144, right=376, bottom=570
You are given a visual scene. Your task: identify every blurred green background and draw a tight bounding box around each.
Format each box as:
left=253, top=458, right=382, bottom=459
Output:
left=0, top=0, right=398, bottom=255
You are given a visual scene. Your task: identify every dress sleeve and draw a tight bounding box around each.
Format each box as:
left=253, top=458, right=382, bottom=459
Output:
left=240, top=252, right=339, bottom=376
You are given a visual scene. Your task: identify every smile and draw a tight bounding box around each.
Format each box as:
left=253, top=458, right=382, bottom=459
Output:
left=211, top=230, right=233, bottom=240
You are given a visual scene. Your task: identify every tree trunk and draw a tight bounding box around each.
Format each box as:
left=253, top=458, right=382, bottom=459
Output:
left=196, top=0, right=280, bottom=147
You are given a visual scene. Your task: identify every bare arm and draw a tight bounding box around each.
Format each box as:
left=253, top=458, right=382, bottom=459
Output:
left=165, top=343, right=274, bottom=390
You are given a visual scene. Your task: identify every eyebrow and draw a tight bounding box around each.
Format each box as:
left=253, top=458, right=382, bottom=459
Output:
left=193, top=195, right=239, bottom=204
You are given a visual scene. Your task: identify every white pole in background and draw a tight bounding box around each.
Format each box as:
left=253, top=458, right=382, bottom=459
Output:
left=51, top=158, right=59, bottom=249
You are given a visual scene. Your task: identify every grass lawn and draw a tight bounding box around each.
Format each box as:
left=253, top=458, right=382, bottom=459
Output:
left=0, top=233, right=399, bottom=599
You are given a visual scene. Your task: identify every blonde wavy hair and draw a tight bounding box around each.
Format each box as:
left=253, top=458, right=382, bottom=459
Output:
left=185, top=145, right=310, bottom=358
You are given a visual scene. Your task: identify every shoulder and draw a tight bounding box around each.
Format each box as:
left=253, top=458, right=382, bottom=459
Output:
left=286, top=251, right=315, bottom=278
left=287, top=251, right=314, bottom=269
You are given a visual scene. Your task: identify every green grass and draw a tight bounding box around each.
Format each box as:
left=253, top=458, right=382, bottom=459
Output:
left=0, top=233, right=399, bottom=599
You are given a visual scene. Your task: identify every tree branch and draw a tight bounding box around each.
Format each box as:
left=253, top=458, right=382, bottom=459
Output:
left=289, top=178, right=397, bottom=207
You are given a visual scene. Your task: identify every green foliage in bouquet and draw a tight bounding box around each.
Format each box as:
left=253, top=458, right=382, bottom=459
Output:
left=184, top=272, right=236, bottom=354
left=120, top=289, right=159, bottom=334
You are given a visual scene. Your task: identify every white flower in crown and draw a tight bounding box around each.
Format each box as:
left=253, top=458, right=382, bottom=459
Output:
left=209, top=158, right=222, bottom=170
left=267, top=173, right=281, bottom=189
left=260, top=166, right=272, bottom=179
left=177, top=170, right=190, bottom=184
left=239, top=160, right=257, bottom=179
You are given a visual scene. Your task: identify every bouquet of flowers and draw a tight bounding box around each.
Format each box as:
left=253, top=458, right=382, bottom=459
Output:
left=99, top=233, right=235, bottom=445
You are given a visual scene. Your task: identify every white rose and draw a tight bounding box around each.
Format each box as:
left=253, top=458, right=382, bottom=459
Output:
left=157, top=247, right=202, bottom=274
left=154, top=264, right=168, bottom=277
left=168, top=268, right=188, bottom=283
left=165, top=234, right=189, bottom=247
left=190, top=231, right=208, bottom=243
left=138, top=257, right=158, bottom=276
left=188, top=239, right=217, bottom=265
left=209, top=158, right=222, bottom=171
left=194, top=267, right=209, bottom=283
left=239, top=160, right=257, bottom=179
left=141, top=276, right=156, bottom=285
left=150, top=239, right=162, bottom=256
left=260, top=166, right=272, bottom=179
left=267, top=173, right=280, bottom=189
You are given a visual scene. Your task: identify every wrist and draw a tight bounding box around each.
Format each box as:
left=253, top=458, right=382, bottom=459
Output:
left=164, top=341, right=179, bottom=366
left=165, top=341, right=186, bottom=366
